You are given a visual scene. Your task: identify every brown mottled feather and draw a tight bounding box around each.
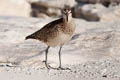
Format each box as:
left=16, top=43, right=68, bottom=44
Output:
left=25, top=10, right=75, bottom=46
left=26, top=18, right=64, bottom=42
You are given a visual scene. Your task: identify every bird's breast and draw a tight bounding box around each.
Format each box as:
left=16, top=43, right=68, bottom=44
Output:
left=46, top=32, right=72, bottom=47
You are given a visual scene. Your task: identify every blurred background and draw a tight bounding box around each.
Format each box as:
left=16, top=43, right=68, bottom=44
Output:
left=1, top=1, right=120, bottom=79
left=0, top=0, right=120, bottom=21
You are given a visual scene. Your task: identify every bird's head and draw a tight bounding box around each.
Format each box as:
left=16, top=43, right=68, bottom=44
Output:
left=62, top=8, right=72, bottom=22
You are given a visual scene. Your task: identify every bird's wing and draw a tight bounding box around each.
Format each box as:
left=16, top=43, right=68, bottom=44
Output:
left=27, top=18, right=63, bottom=42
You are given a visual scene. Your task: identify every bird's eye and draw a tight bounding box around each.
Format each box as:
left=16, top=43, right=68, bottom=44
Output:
left=62, top=8, right=71, bottom=14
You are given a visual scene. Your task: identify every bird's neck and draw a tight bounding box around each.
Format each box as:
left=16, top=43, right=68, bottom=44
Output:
left=62, top=17, right=75, bottom=30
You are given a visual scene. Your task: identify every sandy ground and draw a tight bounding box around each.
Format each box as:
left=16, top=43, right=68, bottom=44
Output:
left=0, top=16, right=120, bottom=80
left=0, top=58, right=120, bottom=80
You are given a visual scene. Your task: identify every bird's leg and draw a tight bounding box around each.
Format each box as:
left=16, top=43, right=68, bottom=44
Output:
left=57, top=46, right=71, bottom=70
left=58, top=46, right=62, bottom=69
left=44, top=46, right=50, bottom=69
left=44, top=46, right=63, bottom=70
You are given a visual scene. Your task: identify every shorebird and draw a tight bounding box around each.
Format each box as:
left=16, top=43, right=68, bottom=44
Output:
left=25, top=8, right=75, bottom=70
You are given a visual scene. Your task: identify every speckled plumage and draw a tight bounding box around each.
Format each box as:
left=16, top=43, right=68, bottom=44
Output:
left=26, top=17, right=75, bottom=47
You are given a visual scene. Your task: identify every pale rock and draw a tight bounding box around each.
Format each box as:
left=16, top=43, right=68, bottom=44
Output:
left=76, top=0, right=120, bottom=4
left=30, top=0, right=77, bottom=18
left=74, top=3, right=106, bottom=21
left=100, top=4, right=120, bottom=21
left=74, top=3, right=120, bottom=21
left=29, top=0, right=77, bottom=8
left=0, top=56, right=8, bottom=63
left=0, top=0, right=31, bottom=17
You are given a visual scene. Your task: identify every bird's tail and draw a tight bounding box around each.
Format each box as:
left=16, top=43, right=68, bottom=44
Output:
left=25, top=34, right=35, bottom=40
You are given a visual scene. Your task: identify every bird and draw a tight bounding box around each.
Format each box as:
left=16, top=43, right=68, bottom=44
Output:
left=25, top=8, right=75, bottom=70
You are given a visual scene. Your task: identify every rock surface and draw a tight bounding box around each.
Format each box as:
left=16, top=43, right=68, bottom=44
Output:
left=76, top=0, right=120, bottom=5
left=24, top=0, right=120, bottom=22
left=30, top=0, right=77, bottom=18
left=0, top=16, right=120, bottom=79
left=29, top=0, right=77, bottom=8
left=74, top=3, right=120, bottom=21
left=73, top=3, right=105, bottom=21
left=100, top=4, right=120, bottom=21
left=0, top=0, right=31, bottom=17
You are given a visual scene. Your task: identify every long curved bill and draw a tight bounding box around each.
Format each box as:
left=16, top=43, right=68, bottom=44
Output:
left=67, top=15, right=68, bottom=22
left=66, top=13, right=68, bottom=22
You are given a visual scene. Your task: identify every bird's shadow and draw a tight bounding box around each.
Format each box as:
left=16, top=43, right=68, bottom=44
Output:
left=13, top=48, right=46, bottom=65
left=71, top=33, right=80, bottom=40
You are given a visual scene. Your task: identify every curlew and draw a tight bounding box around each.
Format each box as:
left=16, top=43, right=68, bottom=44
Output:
left=25, top=8, right=75, bottom=70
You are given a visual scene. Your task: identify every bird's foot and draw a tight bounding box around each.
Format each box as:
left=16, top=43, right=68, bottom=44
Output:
left=42, top=60, right=51, bottom=69
left=47, top=66, right=71, bottom=70
left=57, top=67, right=71, bottom=70
left=42, top=61, right=70, bottom=70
